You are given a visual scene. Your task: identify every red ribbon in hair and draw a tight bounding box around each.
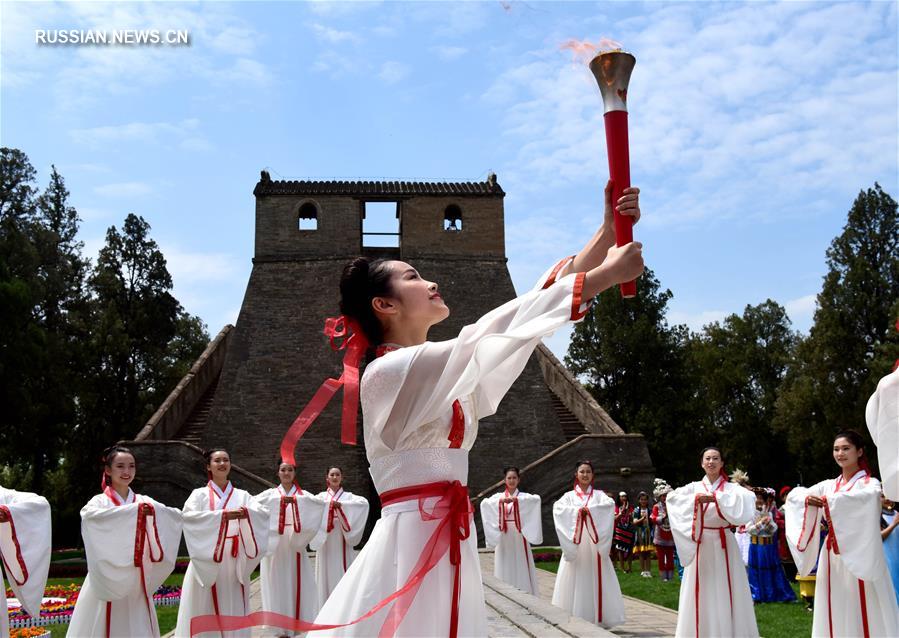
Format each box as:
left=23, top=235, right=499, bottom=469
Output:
left=280, top=316, right=369, bottom=466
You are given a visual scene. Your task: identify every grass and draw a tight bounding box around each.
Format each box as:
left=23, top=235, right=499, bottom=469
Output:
left=535, top=557, right=812, bottom=638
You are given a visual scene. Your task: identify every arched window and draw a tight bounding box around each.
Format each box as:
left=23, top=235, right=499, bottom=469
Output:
left=298, top=202, right=318, bottom=231
left=444, top=204, right=462, bottom=232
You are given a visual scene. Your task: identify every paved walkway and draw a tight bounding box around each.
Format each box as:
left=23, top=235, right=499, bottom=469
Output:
left=166, top=552, right=678, bottom=637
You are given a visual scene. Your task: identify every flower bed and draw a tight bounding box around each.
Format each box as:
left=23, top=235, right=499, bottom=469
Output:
left=10, top=627, right=51, bottom=638
left=6, top=583, right=181, bottom=629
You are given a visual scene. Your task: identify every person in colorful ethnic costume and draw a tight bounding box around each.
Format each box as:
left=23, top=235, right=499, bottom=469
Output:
left=651, top=479, right=676, bottom=582
left=612, top=492, right=634, bottom=573
left=69, top=445, right=182, bottom=637
left=255, top=461, right=327, bottom=637
left=786, top=430, right=899, bottom=637
left=632, top=491, right=654, bottom=578
left=175, top=449, right=269, bottom=638
left=551, top=460, right=625, bottom=628
left=479, top=466, right=542, bottom=595
left=745, top=488, right=795, bottom=603
left=0, top=484, right=51, bottom=638
left=666, top=447, right=759, bottom=638
left=309, top=466, right=369, bottom=604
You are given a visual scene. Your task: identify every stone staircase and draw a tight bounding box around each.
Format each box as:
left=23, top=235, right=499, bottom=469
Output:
left=548, top=388, right=589, bottom=441
left=175, top=374, right=220, bottom=446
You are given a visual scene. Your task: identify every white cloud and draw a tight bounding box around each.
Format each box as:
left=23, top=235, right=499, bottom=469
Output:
left=378, top=61, right=409, bottom=85
left=784, top=293, right=817, bottom=333
left=94, top=182, right=153, bottom=198
left=311, top=23, right=360, bottom=44
left=71, top=119, right=201, bottom=147
left=432, top=45, right=468, bottom=61
left=180, top=137, right=214, bottom=152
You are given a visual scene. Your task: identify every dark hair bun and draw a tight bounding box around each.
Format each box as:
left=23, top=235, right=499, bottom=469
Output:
left=339, top=257, right=393, bottom=344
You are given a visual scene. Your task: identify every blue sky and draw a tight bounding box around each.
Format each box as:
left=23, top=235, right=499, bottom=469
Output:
left=2, top=0, right=897, bottom=359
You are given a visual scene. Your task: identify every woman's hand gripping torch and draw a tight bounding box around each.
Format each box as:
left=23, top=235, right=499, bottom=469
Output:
left=590, top=50, right=637, bottom=298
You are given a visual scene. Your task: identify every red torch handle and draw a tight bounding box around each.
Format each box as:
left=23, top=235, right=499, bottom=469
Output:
left=604, top=110, right=637, bottom=298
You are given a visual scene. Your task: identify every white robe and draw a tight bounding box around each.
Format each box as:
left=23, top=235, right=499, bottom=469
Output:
left=866, top=367, right=899, bottom=501
left=174, top=482, right=269, bottom=638
left=68, top=489, right=183, bottom=637
left=480, top=489, right=542, bottom=595
left=0, top=486, right=51, bottom=638
left=311, top=258, right=589, bottom=637
left=667, top=476, right=759, bottom=638
left=550, top=486, right=625, bottom=628
left=309, top=488, right=369, bottom=605
left=255, top=485, right=326, bottom=636
left=786, top=471, right=899, bottom=637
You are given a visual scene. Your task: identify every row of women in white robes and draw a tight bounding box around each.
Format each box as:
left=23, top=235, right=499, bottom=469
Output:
left=1, top=485, right=52, bottom=638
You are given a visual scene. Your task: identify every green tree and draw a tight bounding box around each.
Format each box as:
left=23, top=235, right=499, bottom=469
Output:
left=565, top=268, right=698, bottom=484
left=774, top=184, right=899, bottom=481
left=687, top=301, right=798, bottom=486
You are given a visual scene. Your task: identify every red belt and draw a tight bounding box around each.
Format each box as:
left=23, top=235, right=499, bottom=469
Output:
left=190, top=480, right=472, bottom=638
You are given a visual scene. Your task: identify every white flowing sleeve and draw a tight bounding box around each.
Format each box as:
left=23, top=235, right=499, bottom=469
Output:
left=308, top=492, right=330, bottom=552
left=182, top=488, right=227, bottom=588
left=294, top=494, right=326, bottom=549
left=81, top=496, right=182, bottom=601
left=553, top=494, right=581, bottom=561
left=715, top=483, right=757, bottom=526
left=866, top=368, right=899, bottom=501
left=666, top=483, right=699, bottom=567
left=588, top=493, right=615, bottom=556
left=0, top=488, right=51, bottom=618
left=827, top=478, right=886, bottom=581
left=479, top=494, right=502, bottom=549
left=362, top=263, right=590, bottom=449
left=518, top=492, right=543, bottom=546
left=338, top=492, right=369, bottom=547
left=785, top=483, right=825, bottom=577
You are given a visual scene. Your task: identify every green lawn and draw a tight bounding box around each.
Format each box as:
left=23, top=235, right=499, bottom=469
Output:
left=535, top=558, right=812, bottom=638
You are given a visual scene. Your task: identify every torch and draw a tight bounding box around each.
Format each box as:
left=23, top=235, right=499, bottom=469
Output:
left=589, top=50, right=637, bottom=298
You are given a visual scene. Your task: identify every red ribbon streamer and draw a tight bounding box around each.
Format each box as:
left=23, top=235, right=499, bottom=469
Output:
left=280, top=316, right=368, bottom=466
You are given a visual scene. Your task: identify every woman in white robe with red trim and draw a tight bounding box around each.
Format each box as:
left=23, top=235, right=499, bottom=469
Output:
left=69, top=445, right=183, bottom=637
left=175, top=448, right=269, bottom=638
left=785, top=430, right=899, bottom=637
left=256, top=461, right=326, bottom=636
left=0, top=484, right=51, bottom=638
left=551, top=460, right=624, bottom=628
left=666, top=447, right=759, bottom=638
left=480, top=466, right=542, bottom=595
left=309, top=467, right=369, bottom=604
left=186, top=183, right=644, bottom=638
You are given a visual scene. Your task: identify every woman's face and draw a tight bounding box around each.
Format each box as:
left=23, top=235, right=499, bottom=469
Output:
left=207, top=451, right=231, bottom=480
left=106, top=452, right=136, bottom=490
left=833, top=437, right=862, bottom=471
left=701, top=449, right=723, bottom=477
left=327, top=467, right=343, bottom=490
left=278, top=463, right=296, bottom=486
left=638, top=494, right=648, bottom=507
left=576, top=464, right=593, bottom=487
left=504, top=471, right=520, bottom=492
left=374, top=261, right=450, bottom=329
left=659, top=493, right=667, bottom=504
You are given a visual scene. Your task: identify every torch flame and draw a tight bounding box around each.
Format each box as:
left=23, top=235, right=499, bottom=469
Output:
left=560, top=37, right=624, bottom=65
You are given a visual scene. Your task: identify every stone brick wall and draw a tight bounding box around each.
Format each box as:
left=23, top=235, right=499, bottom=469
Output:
left=401, top=196, right=505, bottom=258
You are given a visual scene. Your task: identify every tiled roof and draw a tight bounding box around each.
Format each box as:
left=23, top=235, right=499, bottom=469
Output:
left=253, top=171, right=504, bottom=198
